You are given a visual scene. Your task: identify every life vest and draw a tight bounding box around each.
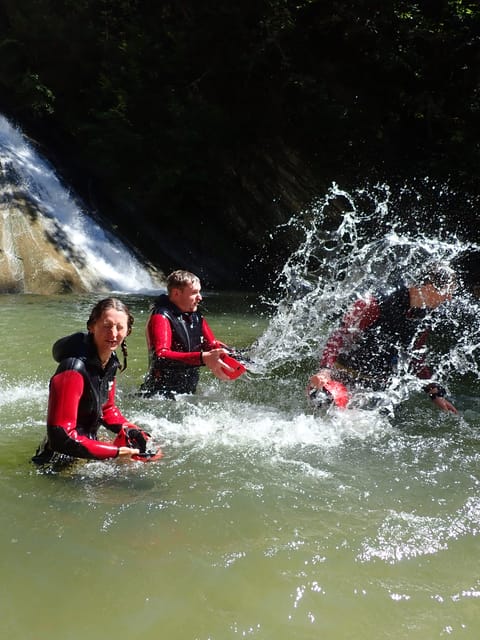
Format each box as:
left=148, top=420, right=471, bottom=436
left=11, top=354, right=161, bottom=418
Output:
left=336, top=287, right=429, bottom=380
left=52, top=332, right=120, bottom=435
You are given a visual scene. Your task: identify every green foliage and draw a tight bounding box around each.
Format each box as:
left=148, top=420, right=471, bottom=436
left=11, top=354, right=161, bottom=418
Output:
left=0, top=0, right=479, bottom=285
left=19, top=72, right=55, bottom=115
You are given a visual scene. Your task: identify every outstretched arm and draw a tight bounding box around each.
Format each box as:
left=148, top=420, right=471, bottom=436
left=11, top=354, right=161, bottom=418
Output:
left=47, top=371, right=138, bottom=459
left=200, top=318, right=232, bottom=380
left=319, top=296, right=380, bottom=368
left=309, top=296, right=380, bottom=390
left=412, top=332, right=458, bottom=414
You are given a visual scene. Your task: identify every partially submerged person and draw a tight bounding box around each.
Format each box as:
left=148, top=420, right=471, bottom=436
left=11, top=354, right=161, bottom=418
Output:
left=141, top=270, right=244, bottom=398
left=307, top=265, right=458, bottom=413
left=32, top=298, right=159, bottom=466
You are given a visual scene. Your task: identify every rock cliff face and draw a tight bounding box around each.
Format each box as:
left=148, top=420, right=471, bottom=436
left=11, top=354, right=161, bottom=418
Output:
left=0, top=131, right=321, bottom=293
left=105, top=143, right=325, bottom=289
left=0, top=189, right=91, bottom=294
left=0, top=114, right=164, bottom=295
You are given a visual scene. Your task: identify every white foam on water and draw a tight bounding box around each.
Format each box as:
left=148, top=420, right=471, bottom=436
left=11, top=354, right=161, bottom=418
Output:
left=358, top=496, right=480, bottom=564
left=127, top=395, right=392, bottom=458
left=0, top=375, right=46, bottom=409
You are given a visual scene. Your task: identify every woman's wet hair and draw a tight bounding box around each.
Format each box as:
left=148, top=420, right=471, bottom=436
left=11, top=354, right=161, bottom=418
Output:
left=87, top=298, right=134, bottom=371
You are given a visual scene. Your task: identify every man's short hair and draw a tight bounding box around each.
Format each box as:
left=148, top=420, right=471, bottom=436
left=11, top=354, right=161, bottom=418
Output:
left=167, top=270, right=200, bottom=294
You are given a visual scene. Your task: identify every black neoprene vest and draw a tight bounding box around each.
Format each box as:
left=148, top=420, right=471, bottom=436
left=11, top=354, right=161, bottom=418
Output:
left=147, top=294, right=204, bottom=395
left=337, top=287, right=429, bottom=379
left=52, top=332, right=120, bottom=435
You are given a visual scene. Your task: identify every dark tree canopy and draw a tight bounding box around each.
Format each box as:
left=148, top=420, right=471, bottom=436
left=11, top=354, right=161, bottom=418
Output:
left=0, top=0, right=479, bottom=287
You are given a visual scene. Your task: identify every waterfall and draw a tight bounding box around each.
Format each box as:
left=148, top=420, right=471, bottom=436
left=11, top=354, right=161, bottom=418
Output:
left=0, top=114, right=163, bottom=294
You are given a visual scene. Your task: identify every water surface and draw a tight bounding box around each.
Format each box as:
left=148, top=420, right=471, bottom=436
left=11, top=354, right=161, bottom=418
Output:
left=1, top=292, right=480, bottom=639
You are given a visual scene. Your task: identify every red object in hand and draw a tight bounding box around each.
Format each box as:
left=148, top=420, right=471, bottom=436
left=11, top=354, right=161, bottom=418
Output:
left=220, top=354, right=247, bottom=380
left=132, top=448, right=164, bottom=462
left=323, top=380, right=349, bottom=408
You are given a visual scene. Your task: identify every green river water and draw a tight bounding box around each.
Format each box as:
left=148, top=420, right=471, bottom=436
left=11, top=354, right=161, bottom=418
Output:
left=1, top=292, right=479, bottom=640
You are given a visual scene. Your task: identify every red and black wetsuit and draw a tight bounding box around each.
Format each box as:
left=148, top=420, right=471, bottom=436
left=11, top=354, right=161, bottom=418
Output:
left=32, top=332, right=127, bottom=463
left=142, top=294, right=223, bottom=396
left=321, top=286, right=432, bottom=388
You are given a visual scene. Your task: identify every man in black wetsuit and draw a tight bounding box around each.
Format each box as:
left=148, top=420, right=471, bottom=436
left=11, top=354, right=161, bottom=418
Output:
left=141, top=270, right=232, bottom=397
left=308, top=265, right=458, bottom=413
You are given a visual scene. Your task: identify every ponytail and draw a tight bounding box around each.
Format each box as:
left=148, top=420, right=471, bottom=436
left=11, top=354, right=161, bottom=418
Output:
left=120, top=340, right=128, bottom=372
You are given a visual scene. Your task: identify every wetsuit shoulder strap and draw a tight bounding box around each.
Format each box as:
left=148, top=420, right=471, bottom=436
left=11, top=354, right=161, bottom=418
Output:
left=152, top=298, right=203, bottom=352
left=52, top=332, right=89, bottom=363
left=55, top=356, right=88, bottom=376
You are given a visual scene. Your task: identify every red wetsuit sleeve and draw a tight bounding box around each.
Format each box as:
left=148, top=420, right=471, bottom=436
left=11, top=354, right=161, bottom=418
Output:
left=320, top=296, right=381, bottom=368
left=202, top=318, right=223, bottom=349
left=147, top=314, right=223, bottom=366
left=47, top=370, right=120, bottom=460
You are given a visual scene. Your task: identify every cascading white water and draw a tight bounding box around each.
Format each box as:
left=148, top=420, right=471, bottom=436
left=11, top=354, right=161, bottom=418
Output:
left=0, top=114, right=163, bottom=293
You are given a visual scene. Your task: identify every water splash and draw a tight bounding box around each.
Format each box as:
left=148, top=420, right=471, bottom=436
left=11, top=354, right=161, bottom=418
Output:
left=0, top=375, right=46, bottom=410
left=0, top=114, right=163, bottom=293
left=251, top=183, right=480, bottom=413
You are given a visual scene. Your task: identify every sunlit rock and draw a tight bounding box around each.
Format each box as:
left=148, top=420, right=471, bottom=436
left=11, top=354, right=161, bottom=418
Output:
left=0, top=114, right=164, bottom=295
left=0, top=193, right=92, bottom=294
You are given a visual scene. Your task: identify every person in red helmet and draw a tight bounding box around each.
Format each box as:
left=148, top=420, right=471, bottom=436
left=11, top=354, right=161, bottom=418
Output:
left=32, top=297, right=159, bottom=466
left=307, top=266, right=458, bottom=413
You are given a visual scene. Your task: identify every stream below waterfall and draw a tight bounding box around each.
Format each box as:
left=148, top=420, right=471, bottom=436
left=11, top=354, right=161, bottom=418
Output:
left=2, top=261, right=480, bottom=639
left=1, top=110, right=480, bottom=637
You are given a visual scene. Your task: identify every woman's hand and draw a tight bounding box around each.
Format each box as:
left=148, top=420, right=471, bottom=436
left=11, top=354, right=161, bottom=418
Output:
left=117, top=446, right=140, bottom=458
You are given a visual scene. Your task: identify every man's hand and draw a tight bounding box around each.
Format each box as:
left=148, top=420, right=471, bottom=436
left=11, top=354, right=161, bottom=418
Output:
left=424, top=382, right=458, bottom=414
left=308, top=368, right=333, bottom=390
left=432, top=396, right=458, bottom=414
left=202, top=348, right=232, bottom=380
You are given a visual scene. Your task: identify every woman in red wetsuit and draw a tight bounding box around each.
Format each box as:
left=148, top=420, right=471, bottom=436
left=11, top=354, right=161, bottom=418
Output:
left=32, top=298, right=153, bottom=465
